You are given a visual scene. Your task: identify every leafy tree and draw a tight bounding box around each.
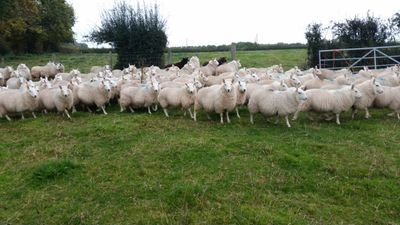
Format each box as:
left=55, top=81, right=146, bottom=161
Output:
left=0, top=0, right=74, bottom=54
left=305, top=23, right=324, bottom=67
left=88, top=1, right=167, bottom=68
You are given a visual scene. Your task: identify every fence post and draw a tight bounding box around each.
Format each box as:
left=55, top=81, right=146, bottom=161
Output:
left=230, top=43, right=236, bottom=60
left=109, top=51, right=113, bottom=67
left=167, top=48, right=172, bottom=65
left=373, top=48, right=377, bottom=70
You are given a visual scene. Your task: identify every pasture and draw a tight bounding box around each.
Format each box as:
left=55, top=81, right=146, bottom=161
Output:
left=0, top=50, right=399, bottom=224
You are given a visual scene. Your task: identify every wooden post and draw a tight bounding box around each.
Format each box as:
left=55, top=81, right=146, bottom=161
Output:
left=230, top=42, right=236, bottom=60
left=167, top=48, right=172, bottom=65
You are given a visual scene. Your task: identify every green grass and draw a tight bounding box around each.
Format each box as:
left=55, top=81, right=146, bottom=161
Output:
left=0, top=50, right=399, bottom=224
left=0, top=49, right=307, bottom=73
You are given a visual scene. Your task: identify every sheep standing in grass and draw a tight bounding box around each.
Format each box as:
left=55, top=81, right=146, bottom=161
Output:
left=0, top=84, right=38, bottom=121
left=216, top=60, right=241, bottom=75
left=248, top=87, right=307, bottom=127
left=373, top=85, right=400, bottom=119
left=16, top=64, right=32, bottom=80
left=293, top=85, right=362, bottom=125
left=31, top=62, right=64, bottom=79
left=194, top=79, right=236, bottom=123
left=38, top=85, right=74, bottom=119
left=119, top=79, right=159, bottom=114
left=352, top=78, right=384, bottom=119
left=158, top=82, right=196, bottom=118
left=200, top=59, right=219, bottom=76
left=77, top=80, right=112, bottom=114
left=234, top=80, right=247, bottom=118
left=0, top=66, right=14, bottom=83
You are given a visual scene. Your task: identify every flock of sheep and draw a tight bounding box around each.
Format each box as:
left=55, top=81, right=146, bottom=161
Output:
left=0, top=56, right=399, bottom=127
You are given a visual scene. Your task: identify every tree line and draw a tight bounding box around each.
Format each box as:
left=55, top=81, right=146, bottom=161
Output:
left=306, top=12, right=400, bottom=68
left=0, top=0, right=75, bottom=54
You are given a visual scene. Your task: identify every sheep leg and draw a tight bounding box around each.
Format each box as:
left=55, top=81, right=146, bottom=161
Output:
left=226, top=111, right=231, bottom=123
left=188, top=108, right=194, bottom=119
left=207, top=114, right=211, bottom=120
left=292, top=110, right=300, bottom=120
left=163, top=108, right=169, bottom=117
left=250, top=114, right=254, bottom=124
left=5, top=114, right=12, bottom=121
left=128, top=106, right=135, bottom=113
left=72, top=106, right=77, bottom=113
left=351, top=108, right=358, bottom=119
left=147, top=106, right=152, bottom=114
left=235, top=107, right=240, bottom=119
left=336, top=113, right=341, bottom=125
left=21, top=113, right=25, bottom=120
left=365, top=108, right=370, bottom=119
left=285, top=115, right=291, bottom=128
left=64, top=109, right=71, bottom=119
left=32, top=112, right=37, bottom=119
left=183, top=108, right=187, bottom=116
left=86, top=106, right=92, bottom=113
left=152, top=104, right=158, bottom=111
left=44, top=109, right=48, bottom=114
left=220, top=113, right=224, bottom=124
left=101, top=106, right=107, bottom=115
left=193, top=110, right=197, bottom=121
left=120, top=105, right=125, bottom=112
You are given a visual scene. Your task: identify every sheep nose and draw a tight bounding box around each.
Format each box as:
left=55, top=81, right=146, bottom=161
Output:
left=64, top=94, right=68, bottom=97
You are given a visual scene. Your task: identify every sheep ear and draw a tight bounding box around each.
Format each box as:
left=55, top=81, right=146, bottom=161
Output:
left=222, top=79, right=226, bottom=84
left=59, top=85, right=62, bottom=89
left=351, top=84, right=355, bottom=90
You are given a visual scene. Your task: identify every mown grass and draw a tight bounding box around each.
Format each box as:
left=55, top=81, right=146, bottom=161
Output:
left=0, top=50, right=399, bottom=224
left=0, top=49, right=307, bottom=73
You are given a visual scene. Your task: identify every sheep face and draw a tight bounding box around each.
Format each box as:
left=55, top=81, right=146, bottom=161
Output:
left=59, top=85, right=70, bottom=98
left=185, top=83, right=196, bottom=94
left=296, top=88, right=307, bottom=101
left=151, top=80, right=159, bottom=93
left=27, top=85, right=38, bottom=98
left=222, top=79, right=233, bottom=93
left=193, top=79, right=203, bottom=89
left=101, top=80, right=112, bottom=92
left=289, top=74, right=301, bottom=87
left=70, top=69, right=80, bottom=77
left=238, top=80, right=247, bottom=93
left=280, top=81, right=289, bottom=91
left=211, top=59, right=219, bottom=66
left=351, top=85, right=362, bottom=99
left=251, top=73, right=260, bottom=82
left=372, top=78, right=384, bottom=94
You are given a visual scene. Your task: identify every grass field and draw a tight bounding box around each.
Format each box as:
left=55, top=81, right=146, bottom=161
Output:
left=0, top=50, right=399, bottom=224
left=0, top=49, right=307, bottom=73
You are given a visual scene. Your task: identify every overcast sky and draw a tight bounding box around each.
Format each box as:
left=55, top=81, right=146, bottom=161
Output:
left=67, top=0, right=399, bottom=47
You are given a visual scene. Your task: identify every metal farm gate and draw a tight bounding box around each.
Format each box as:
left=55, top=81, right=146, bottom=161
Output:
left=319, top=45, right=400, bottom=70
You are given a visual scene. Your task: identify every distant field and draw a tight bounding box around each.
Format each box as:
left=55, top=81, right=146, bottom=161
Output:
left=0, top=49, right=399, bottom=224
left=0, top=49, right=307, bottom=73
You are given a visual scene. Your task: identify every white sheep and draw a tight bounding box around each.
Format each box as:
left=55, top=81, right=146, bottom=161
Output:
left=38, top=85, right=74, bottom=119
left=352, top=78, right=384, bottom=119
left=16, top=64, right=32, bottom=80
left=194, top=79, right=236, bottom=123
left=119, top=79, right=159, bottom=114
left=158, top=82, right=196, bottom=118
left=6, top=73, right=26, bottom=89
left=31, top=62, right=64, bottom=79
left=0, top=66, right=14, bottom=82
left=248, top=87, right=307, bottom=127
left=0, top=84, right=39, bottom=121
left=216, top=60, right=241, bottom=75
left=77, top=80, right=112, bottom=114
left=234, top=80, right=247, bottom=118
left=293, top=85, right=362, bottom=125
left=200, top=59, right=219, bottom=76
left=373, top=86, right=400, bottom=119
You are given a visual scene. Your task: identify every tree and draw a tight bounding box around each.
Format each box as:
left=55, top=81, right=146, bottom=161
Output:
left=88, top=1, right=168, bottom=68
left=332, top=12, right=390, bottom=48
left=0, top=0, right=74, bottom=54
left=305, top=23, right=324, bottom=67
